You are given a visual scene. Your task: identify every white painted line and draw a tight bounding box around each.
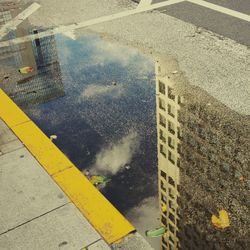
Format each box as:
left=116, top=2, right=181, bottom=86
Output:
left=0, top=2, right=41, bottom=38
left=187, top=0, right=250, bottom=22
left=0, top=0, right=184, bottom=48
left=62, top=31, right=76, bottom=40
left=138, top=0, right=153, bottom=8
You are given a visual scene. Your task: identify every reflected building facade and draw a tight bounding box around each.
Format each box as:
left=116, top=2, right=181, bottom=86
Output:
left=0, top=7, right=64, bottom=107
left=156, top=60, right=249, bottom=250
left=156, top=61, right=182, bottom=250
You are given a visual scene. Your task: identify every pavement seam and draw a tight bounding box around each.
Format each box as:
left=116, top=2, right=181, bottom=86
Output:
left=0, top=142, right=24, bottom=156
left=84, top=239, right=104, bottom=249
left=0, top=89, right=135, bottom=244
left=0, top=202, right=71, bottom=236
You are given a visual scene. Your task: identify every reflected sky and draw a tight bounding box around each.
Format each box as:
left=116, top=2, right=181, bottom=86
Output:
left=23, top=34, right=158, bottom=214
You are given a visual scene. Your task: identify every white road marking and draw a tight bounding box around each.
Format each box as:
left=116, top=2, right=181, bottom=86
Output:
left=0, top=0, right=184, bottom=47
left=187, top=0, right=250, bottom=22
left=0, top=0, right=249, bottom=48
left=138, top=0, right=153, bottom=8
left=62, top=31, right=76, bottom=40
left=0, top=2, right=40, bottom=39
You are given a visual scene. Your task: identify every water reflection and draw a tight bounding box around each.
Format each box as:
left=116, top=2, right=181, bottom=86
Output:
left=0, top=28, right=158, bottom=247
left=0, top=8, right=64, bottom=106
left=156, top=59, right=250, bottom=250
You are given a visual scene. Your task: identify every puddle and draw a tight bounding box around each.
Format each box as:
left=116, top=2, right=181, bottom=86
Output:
left=1, top=2, right=249, bottom=250
left=0, top=25, right=160, bottom=248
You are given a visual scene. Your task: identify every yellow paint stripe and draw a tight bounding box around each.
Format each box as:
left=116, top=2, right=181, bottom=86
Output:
left=53, top=167, right=135, bottom=244
left=0, top=90, right=30, bottom=127
left=0, top=89, right=135, bottom=243
left=12, top=121, right=73, bottom=175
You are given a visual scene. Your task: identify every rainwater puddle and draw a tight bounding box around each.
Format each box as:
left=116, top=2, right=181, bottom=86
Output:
left=0, top=32, right=160, bottom=248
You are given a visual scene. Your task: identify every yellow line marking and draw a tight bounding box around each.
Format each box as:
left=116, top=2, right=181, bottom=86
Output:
left=53, top=167, right=135, bottom=244
left=0, top=89, right=135, bottom=243
left=0, top=90, right=30, bottom=127
left=12, top=121, right=74, bottom=175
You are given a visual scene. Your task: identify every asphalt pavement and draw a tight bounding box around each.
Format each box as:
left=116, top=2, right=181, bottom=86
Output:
left=136, top=0, right=250, bottom=46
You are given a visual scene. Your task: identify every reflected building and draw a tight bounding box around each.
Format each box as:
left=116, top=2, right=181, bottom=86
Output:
left=0, top=6, right=64, bottom=107
left=156, top=60, right=249, bottom=250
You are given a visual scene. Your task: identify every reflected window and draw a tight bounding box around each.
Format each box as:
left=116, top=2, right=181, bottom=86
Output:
left=159, top=81, right=166, bottom=95
left=160, top=144, right=167, bottom=158
left=177, top=127, right=182, bottom=139
left=161, top=170, right=167, bottom=179
left=169, top=199, right=176, bottom=212
left=168, top=150, right=175, bottom=165
left=178, top=95, right=183, bottom=104
left=168, top=103, right=175, bottom=118
left=161, top=180, right=167, bottom=192
left=168, top=86, right=175, bottom=100
left=168, top=176, right=175, bottom=187
left=159, top=97, right=166, bottom=111
left=160, top=129, right=166, bottom=143
left=168, top=121, right=175, bottom=134
left=169, top=188, right=175, bottom=199
left=161, top=193, right=167, bottom=203
left=160, top=114, right=166, bottom=128
left=168, top=136, right=175, bottom=149
left=161, top=216, right=167, bottom=225
left=169, top=212, right=175, bottom=224
left=169, top=234, right=175, bottom=244
left=177, top=144, right=182, bottom=155
left=169, top=223, right=175, bottom=235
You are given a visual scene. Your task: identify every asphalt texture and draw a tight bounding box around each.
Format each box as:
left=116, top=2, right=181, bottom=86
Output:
left=135, top=0, right=250, bottom=46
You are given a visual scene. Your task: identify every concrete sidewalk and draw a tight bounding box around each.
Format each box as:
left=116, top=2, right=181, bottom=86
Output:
left=0, top=118, right=111, bottom=250
left=0, top=89, right=153, bottom=250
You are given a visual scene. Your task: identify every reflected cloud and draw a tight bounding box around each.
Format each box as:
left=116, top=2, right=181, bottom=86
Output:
left=81, top=84, right=124, bottom=99
left=92, top=130, right=140, bottom=175
left=126, top=196, right=161, bottom=250
left=57, top=35, right=153, bottom=78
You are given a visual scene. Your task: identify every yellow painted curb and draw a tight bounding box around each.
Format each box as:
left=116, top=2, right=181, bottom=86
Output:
left=0, top=89, right=135, bottom=244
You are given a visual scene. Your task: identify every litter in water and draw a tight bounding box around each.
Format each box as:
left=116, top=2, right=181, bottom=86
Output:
left=145, top=226, right=167, bottom=237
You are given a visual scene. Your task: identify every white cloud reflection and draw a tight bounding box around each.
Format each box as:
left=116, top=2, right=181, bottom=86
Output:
left=81, top=84, right=124, bottom=99
left=126, top=196, right=161, bottom=250
left=92, top=130, right=140, bottom=175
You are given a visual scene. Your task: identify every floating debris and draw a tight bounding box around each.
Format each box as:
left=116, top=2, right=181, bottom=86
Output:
left=85, top=169, right=90, bottom=177
left=239, top=176, right=245, bottom=182
left=125, top=164, right=131, bottom=170
left=161, top=204, right=167, bottom=213
left=89, top=175, right=110, bottom=186
left=172, top=70, right=178, bottom=74
left=49, top=135, right=57, bottom=141
left=145, top=227, right=167, bottom=238
left=19, top=66, right=33, bottom=74
left=211, top=209, right=230, bottom=229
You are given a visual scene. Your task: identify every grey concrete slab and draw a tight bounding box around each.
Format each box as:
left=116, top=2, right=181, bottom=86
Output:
left=0, top=203, right=101, bottom=250
left=87, top=240, right=110, bottom=250
left=0, top=139, right=24, bottom=155
left=0, top=119, right=18, bottom=144
left=0, top=119, right=23, bottom=154
left=0, top=147, right=69, bottom=234
left=112, top=233, right=154, bottom=250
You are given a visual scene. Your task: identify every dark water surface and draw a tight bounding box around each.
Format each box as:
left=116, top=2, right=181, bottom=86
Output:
left=22, top=34, right=158, bottom=213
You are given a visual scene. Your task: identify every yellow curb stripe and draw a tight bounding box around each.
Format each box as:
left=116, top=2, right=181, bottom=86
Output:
left=12, top=121, right=73, bottom=175
left=0, top=89, right=135, bottom=243
left=0, top=90, right=30, bottom=127
left=53, top=167, right=134, bottom=243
